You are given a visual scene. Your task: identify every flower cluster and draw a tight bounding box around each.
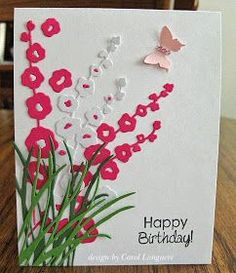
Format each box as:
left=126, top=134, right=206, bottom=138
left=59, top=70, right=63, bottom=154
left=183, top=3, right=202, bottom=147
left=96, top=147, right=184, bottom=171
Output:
left=84, top=83, right=174, bottom=181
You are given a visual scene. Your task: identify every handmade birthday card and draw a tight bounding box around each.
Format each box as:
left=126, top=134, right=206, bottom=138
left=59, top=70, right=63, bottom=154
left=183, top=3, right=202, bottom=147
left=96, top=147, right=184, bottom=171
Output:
left=14, top=8, right=221, bottom=266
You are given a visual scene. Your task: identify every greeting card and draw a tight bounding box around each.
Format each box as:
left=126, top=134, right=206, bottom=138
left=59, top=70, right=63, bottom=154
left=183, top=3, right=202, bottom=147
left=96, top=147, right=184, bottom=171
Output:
left=14, top=8, right=221, bottom=266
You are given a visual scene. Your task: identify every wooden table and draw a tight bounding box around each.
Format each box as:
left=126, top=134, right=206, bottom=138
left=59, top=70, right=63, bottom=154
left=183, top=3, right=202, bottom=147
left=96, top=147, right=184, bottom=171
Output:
left=0, top=110, right=235, bottom=273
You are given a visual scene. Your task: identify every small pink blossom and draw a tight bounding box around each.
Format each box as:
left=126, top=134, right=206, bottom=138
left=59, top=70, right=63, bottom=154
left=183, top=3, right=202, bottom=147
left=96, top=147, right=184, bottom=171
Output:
left=41, top=18, right=61, bottom=37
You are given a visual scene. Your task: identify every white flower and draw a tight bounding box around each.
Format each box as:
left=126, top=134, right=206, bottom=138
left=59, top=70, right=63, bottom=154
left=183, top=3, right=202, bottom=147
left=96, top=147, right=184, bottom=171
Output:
left=56, top=117, right=81, bottom=140
left=103, top=104, right=113, bottom=114
left=111, top=36, right=121, bottom=45
left=76, top=126, right=97, bottom=148
left=98, top=50, right=108, bottom=58
left=102, top=58, right=113, bottom=69
left=90, top=65, right=102, bottom=77
left=56, top=143, right=75, bottom=166
left=58, top=95, right=78, bottom=113
left=85, top=106, right=104, bottom=127
left=118, top=77, right=127, bottom=87
left=75, top=77, right=95, bottom=97
left=104, top=94, right=114, bottom=105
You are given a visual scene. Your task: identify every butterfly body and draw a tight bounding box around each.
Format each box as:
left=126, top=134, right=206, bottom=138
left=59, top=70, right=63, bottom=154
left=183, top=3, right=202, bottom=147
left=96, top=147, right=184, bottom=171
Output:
left=144, top=26, right=184, bottom=71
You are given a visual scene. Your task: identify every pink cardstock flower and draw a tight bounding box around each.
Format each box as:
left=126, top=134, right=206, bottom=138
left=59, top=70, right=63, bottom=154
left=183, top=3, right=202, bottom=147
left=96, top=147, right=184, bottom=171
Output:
left=101, top=160, right=119, bottom=181
left=41, top=18, right=61, bottom=37
left=26, top=92, right=52, bottom=120
left=163, top=83, right=174, bottom=92
left=49, top=69, right=72, bottom=93
left=75, top=77, right=95, bottom=97
left=56, top=117, right=81, bottom=140
left=25, top=126, right=59, bottom=158
left=97, top=123, right=116, bottom=143
left=58, top=95, right=78, bottom=113
left=21, top=66, right=44, bottom=90
left=85, top=106, right=104, bottom=127
left=26, top=20, right=35, bottom=31
left=118, top=113, right=137, bottom=133
left=90, top=65, right=102, bottom=77
left=28, top=161, right=48, bottom=190
left=77, top=218, right=99, bottom=244
left=135, top=104, right=147, bottom=117
left=26, top=43, right=46, bottom=63
left=76, top=126, right=97, bottom=148
left=84, top=144, right=111, bottom=166
left=114, top=143, right=132, bottom=163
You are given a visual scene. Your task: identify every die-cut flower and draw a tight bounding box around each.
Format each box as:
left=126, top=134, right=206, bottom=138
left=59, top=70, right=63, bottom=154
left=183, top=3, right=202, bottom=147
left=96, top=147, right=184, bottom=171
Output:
left=26, top=92, right=52, bottom=120
left=56, top=117, right=81, bottom=140
left=26, top=20, right=35, bottom=31
left=41, top=18, right=61, bottom=37
left=20, top=32, right=30, bottom=42
left=90, top=65, right=102, bottom=77
left=49, top=69, right=72, bottom=93
left=75, top=77, right=95, bottom=97
left=97, top=123, right=116, bottom=143
left=114, top=143, right=132, bottom=163
left=28, top=161, right=48, bottom=190
left=26, top=43, right=46, bottom=63
left=163, top=83, right=174, bottom=92
left=84, top=144, right=111, bottom=166
left=77, top=218, right=98, bottom=244
left=104, top=94, right=114, bottom=105
left=58, top=95, right=78, bottom=113
left=149, top=102, right=160, bottom=111
left=25, top=126, right=58, bottom=158
left=74, top=195, right=85, bottom=213
left=153, top=120, right=161, bottom=130
left=135, top=104, right=147, bottom=117
left=21, top=66, right=44, bottom=89
left=148, top=134, right=158, bottom=142
left=72, top=165, right=92, bottom=187
left=101, top=160, right=119, bottom=180
left=85, top=107, right=104, bottom=127
left=76, top=126, right=97, bottom=148
left=136, top=134, right=145, bottom=143
left=118, top=113, right=136, bottom=133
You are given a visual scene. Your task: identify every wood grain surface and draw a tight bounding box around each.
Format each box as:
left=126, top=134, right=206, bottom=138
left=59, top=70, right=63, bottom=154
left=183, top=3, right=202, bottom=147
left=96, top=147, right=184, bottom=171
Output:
left=0, top=110, right=235, bottom=273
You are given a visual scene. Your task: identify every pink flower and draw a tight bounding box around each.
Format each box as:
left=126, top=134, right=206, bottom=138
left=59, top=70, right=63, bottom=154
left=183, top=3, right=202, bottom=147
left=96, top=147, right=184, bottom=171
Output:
left=97, top=123, right=116, bottom=143
left=148, top=93, right=158, bottom=101
left=153, top=120, right=161, bottom=130
left=136, top=134, right=145, bottom=143
left=148, top=134, right=158, bottom=142
left=163, top=83, right=174, bottom=92
left=135, top=104, right=147, bottom=117
left=28, top=161, right=48, bottom=190
left=26, top=20, right=35, bottom=31
left=118, top=113, right=136, bottom=133
left=72, top=165, right=93, bottom=186
left=149, top=102, right=160, bottom=111
left=21, top=66, right=44, bottom=89
left=25, top=126, right=59, bottom=158
left=26, top=92, right=52, bottom=120
left=74, top=195, right=85, bottom=213
left=26, top=43, right=45, bottom=63
left=77, top=218, right=99, bottom=244
left=49, top=69, right=72, bottom=93
left=41, top=18, right=61, bottom=37
left=84, top=144, right=111, bottom=165
left=20, top=32, right=29, bottom=42
left=114, top=143, right=132, bottom=163
left=101, top=160, right=119, bottom=181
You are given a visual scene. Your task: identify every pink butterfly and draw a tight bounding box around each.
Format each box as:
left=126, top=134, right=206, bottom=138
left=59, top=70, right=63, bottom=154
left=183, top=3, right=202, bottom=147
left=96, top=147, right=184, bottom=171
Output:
left=144, top=26, right=185, bottom=71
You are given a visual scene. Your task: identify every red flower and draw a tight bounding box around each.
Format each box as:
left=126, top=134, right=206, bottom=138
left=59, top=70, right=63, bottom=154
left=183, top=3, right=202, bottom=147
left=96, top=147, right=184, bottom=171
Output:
left=49, top=69, right=72, bottom=93
left=47, top=218, right=69, bottom=233
left=148, top=134, right=158, bottom=142
left=26, top=20, right=35, bottom=31
left=149, top=102, right=160, bottom=112
left=101, top=160, right=119, bottom=181
left=20, top=32, right=29, bottom=42
left=28, top=161, right=48, bottom=190
left=163, top=83, right=174, bottom=92
left=25, top=126, right=59, bottom=158
left=148, top=93, right=158, bottom=101
left=41, top=18, right=61, bottom=37
left=21, top=66, right=44, bottom=89
left=136, top=134, right=145, bottom=143
left=84, top=144, right=111, bottom=165
left=72, top=164, right=93, bottom=186
left=26, top=92, right=52, bottom=120
left=135, top=104, right=147, bottom=117
left=26, top=43, right=45, bottom=63
left=153, top=120, right=161, bottom=130
left=97, top=123, right=116, bottom=143
left=118, top=113, right=136, bottom=133
left=114, top=143, right=132, bottom=163
left=77, top=218, right=99, bottom=244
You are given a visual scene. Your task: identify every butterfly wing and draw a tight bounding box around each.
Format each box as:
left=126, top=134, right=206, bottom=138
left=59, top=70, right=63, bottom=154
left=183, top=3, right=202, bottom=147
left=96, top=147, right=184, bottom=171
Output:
left=160, top=26, right=184, bottom=52
left=144, top=51, right=160, bottom=65
left=144, top=50, right=171, bottom=71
